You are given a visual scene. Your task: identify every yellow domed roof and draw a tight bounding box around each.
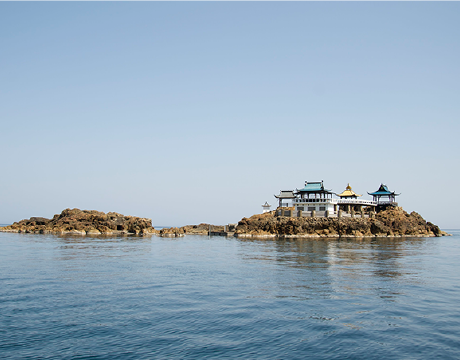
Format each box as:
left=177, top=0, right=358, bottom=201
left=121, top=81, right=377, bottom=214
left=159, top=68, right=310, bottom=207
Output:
left=337, top=183, right=362, bottom=198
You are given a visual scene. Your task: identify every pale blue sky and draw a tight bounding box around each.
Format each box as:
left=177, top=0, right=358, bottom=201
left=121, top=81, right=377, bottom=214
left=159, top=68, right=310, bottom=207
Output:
left=1, top=2, right=459, bottom=228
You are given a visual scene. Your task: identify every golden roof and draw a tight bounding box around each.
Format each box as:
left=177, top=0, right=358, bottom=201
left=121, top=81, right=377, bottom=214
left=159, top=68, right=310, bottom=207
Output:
left=337, top=184, right=362, bottom=198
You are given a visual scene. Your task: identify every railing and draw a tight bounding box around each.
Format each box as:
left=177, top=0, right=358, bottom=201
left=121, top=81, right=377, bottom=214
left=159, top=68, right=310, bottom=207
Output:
left=293, top=198, right=377, bottom=205
left=375, top=201, right=398, bottom=206
left=292, top=198, right=395, bottom=206
left=336, top=199, right=377, bottom=206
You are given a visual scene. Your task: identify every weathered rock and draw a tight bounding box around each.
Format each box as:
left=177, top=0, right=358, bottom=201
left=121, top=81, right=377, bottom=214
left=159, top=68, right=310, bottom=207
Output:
left=153, top=223, right=231, bottom=236
left=180, top=223, right=212, bottom=235
left=180, top=223, right=225, bottom=235
left=159, top=227, right=185, bottom=237
left=0, top=208, right=156, bottom=236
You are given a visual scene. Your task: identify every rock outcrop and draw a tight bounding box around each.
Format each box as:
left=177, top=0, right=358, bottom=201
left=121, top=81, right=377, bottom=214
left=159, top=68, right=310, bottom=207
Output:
left=158, top=227, right=186, bottom=237
left=0, top=208, right=156, bottom=236
left=157, top=224, right=225, bottom=237
left=181, top=224, right=225, bottom=234
left=235, top=207, right=449, bottom=238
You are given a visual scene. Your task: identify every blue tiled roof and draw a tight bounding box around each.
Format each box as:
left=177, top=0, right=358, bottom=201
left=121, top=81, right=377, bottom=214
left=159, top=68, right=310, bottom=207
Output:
left=303, top=182, right=322, bottom=191
left=368, top=184, right=399, bottom=196
left=369, top=191, right=393, bottom=195
left=297, top=182, right=332, bottom=193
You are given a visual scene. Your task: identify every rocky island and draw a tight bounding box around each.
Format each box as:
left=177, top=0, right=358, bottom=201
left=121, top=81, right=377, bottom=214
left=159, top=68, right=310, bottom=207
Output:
left=234, top=206, right=449, bottom=238
left=0, top=208, right=156, bottom=236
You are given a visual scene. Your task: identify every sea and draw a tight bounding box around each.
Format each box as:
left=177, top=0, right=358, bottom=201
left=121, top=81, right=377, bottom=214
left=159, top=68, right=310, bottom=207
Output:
left=1, top=230, right=460, bottom=359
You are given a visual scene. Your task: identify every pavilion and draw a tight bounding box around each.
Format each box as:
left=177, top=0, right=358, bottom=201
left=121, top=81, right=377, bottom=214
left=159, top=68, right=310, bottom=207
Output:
left=368, top=184, right=400, bottom=210
left=274, top=190, right=296, bottom=208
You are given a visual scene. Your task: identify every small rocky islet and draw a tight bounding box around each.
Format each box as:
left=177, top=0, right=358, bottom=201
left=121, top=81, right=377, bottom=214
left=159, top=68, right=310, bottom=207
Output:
left=0, top=208, right=156, bottom=236
left=0, top=207, right=450, bottom=238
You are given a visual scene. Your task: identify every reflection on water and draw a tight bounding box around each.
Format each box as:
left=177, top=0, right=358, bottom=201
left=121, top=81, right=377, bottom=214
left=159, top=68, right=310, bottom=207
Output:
left=237, top=237, right=435, bottom=303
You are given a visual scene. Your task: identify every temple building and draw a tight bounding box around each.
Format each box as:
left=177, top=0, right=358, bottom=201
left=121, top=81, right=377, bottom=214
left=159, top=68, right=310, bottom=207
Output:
left=336, top=184, right=376, bottom=213
left=293, top=181, right=337, bottom=215
left=368, top=184, right=399, bottom=210
left=272, top=180, right=399, bottom=218
left=274, top=190, right=296, bottom=208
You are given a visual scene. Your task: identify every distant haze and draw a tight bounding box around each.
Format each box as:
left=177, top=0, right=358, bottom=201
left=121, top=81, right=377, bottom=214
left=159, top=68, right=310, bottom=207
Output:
left=1, top=2, right=459, bottom=229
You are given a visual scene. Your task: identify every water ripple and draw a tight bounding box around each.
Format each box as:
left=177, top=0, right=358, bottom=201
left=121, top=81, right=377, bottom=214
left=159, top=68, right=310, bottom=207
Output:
left=1, top=232, right=460, bottom=359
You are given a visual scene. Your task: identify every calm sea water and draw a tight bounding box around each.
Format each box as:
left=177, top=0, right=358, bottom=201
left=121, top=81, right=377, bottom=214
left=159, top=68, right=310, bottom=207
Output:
left=1, top=231, right=460, bottom=359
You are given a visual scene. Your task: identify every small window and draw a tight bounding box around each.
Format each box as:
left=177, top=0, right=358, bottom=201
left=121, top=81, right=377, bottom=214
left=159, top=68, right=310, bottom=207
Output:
left=297, top=207, right=304, bottom=211
left=319, top=206, right=326, bottom=211
left=308, top=207, right=315, bottom=211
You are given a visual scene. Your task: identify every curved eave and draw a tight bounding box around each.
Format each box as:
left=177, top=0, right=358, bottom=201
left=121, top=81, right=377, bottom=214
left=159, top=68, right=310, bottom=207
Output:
left=296, top=188, right=333, bottom=193
left=337, top=191, right=362, bottom=197
left=368, top=192, right=400, bottom=196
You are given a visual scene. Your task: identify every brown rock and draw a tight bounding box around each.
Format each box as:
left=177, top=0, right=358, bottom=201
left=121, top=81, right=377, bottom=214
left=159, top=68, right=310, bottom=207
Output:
left=159, top=227, right=185, bottom=237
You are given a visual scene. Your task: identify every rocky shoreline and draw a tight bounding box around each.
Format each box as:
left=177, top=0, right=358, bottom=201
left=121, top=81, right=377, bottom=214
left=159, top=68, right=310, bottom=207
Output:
left=0, top=207, right=450, bottom=238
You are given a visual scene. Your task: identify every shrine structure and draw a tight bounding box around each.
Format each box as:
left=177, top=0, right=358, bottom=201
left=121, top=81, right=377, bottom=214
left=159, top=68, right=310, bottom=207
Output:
left=261, top=202, right=271, bottom=213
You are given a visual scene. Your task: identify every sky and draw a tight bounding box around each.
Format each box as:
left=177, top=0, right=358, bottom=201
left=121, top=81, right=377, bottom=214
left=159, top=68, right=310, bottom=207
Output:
left=1, top=2, right=459, bottom=229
